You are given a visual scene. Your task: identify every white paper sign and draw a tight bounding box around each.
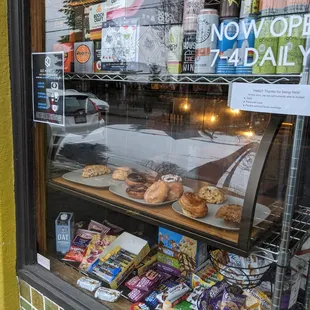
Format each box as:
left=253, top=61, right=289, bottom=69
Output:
left=89, top=3, right=106, bottom=31
left=229, top=83, right=310, bottom=116
left=37, top=253, right=50, bottom=270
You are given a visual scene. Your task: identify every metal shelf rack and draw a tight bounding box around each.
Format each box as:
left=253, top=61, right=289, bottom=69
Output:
left=65, top=72, right=302, bottom=85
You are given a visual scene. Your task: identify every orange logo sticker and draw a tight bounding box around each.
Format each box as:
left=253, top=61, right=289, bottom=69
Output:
left=96, top=5, right=102, bottom=13
left=76, top=45, right=91, bottom=64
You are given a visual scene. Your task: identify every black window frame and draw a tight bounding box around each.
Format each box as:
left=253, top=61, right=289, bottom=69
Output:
left=9, top=1, right=111, bottom=309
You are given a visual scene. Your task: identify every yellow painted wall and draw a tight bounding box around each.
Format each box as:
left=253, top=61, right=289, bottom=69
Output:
left=0, top=0, right=19, bottom=309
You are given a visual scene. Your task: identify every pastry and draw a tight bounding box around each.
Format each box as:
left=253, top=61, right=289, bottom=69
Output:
left=215, top=204, right=243, bottom=227
left=126, top=185, right=148, bottom=199
left=112, top=169, right=131, bottom=181
left=161, top=174, right=182, bottom=183
left=167, top=182, right=184, bottom=201
left=82, top=165, right=110, bottom=178
left=179, top=192, right=207, bottom=218
left=198, top=185, right=226, bottom=204
left=125, top=173, right=147, bottom=187
left=144, top=181, right=169, bottom=204
left=144, top=173, right=159, bottom=184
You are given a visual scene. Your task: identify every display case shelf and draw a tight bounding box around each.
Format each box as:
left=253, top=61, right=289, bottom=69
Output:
left=255, top=206, right=310, bottom=262
left=65, top=72, right=302, bottom=85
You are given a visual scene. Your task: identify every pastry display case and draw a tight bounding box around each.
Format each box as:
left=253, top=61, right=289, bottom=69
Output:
left=11, top=0, right=310, bottom=309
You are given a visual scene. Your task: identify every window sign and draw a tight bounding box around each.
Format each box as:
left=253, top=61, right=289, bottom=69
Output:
left=32, top=52, right=65, bottom=126
left=229, top=82, right=310, bottom=116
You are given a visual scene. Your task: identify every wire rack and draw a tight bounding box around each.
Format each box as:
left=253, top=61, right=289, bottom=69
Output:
left=65, top=73, right=302, bottom=85
left=254, top=206, right=310, bottom=262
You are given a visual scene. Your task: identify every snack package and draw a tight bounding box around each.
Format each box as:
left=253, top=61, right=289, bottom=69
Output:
left=94, top=287, right=121, bottom=302
left=243, top=288, right=272, bottom=310
left=62, top=230, right=97, bottom=263
left=134, top=245, right=158, bottom=276
left=125, top=276, right=141, bottom=290
left=103, top=220, right=124, bottom=235
left=128, top=288, right=148, bottom=303
left=187, top=286, right=206, bottom=308
left=88, top=220, right=111, bottom=235
left=174, top=301, right=194, bottom=310
left=156, top=282, right=191, bottom=306
left=130, top=302, right=151, bottom=310
left=79, top=234, right=117, bottom=271
left=197, top=281, right=229, bottom=310
left=136, top=270, right=163, bottom=292
left=77, top=277, right=101, bottom=292
left=191, top=263, right=223, bottom=289
left=219, top=288, right=247, bottom=310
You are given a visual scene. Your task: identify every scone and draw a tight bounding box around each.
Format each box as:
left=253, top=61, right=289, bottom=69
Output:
left=215, top=204, right=243, bottom=227
left=112, top=169, right=130, bottom=181
left=82, top=165, right=110, bottom=178
left=179, top=192, right=208, bottom=218
left=198, top=185, right=226, bottom=204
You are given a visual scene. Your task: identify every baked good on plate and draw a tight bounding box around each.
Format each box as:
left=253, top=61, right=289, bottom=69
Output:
left=167, top=182, right=184, bottom=201
left=112, top=169, right=131, bottom=181
left=161, top=174, right=182, bottom=183
left=179, top=192, right=208, bottom=218
left=126, top=185, right=148, bottom=199
left=198, top=185, right=226, bottom=204
left=144, top=173, right=159, bottom=184
left=82, top=165, right=110, bottom=178
left=144, top=181, right=169, bottom=204
left=215, top=204, right=243, bottom=227
left=125, top=173, right=147, bottom=187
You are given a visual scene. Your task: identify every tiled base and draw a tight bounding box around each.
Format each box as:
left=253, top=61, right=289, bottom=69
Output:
left=18, top=279, right=64, bottom=310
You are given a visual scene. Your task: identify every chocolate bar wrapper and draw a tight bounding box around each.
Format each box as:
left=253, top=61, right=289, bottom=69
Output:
left=63, top=230, right=97, bottom=263
left=125, top=276, right=141, bottom=290
left=145, top=291, right=159, bottom=308
left=136, top=270, right=163, bottom=292
left=77, top=277, right=101, bottom=292
left=156, top=282, right=191, bottom=304
left=94, top=287, right=121, bottom=302
left=128, top=288, right=148, bottom=303
left=220, top=288, right=247, bottom=310
left=79, top=234, right=116, bottom=271
left=130, top=302, right=151, bottom=310
left=103, top=220, right=124, bottom=235
left=88, top=220, right=111, bottom=235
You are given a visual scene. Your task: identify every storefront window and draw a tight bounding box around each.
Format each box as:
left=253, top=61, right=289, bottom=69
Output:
left=24, top=0, right=310, bottom=308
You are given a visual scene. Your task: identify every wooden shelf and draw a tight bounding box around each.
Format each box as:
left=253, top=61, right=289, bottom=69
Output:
left=50, top=177, right=282, bottom=255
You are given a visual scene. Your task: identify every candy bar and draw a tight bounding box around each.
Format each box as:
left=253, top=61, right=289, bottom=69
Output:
left=136, top=270, right=163, bottom=291
left=145, top=291, right=159, bottom=308
left=174, top=301, right=193, bottom=310
left=130, top=302, right=151, bottom=310
left=125, top=276, right=141, bottom=290
left=103, top=220, right=124, bottom=235
left=156, top=282, right=191, bottom=305
left=63, top=230, right=97, bottom=263
left=187, top=286, right=205, bottom=306
left=243, top=288, right=272, bottom=310
left=88, top=220, right=111, bottom=235
left=77, top=277, right=101, bottom=292
left=128, top=288, right=148, bottom=303
left=94, top=287, right=121, bottom=302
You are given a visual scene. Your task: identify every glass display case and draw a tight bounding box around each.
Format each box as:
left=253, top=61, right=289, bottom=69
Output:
left=15, top=0, right=310, bottom=309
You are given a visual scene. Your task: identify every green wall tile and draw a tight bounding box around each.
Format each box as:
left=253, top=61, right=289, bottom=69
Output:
left=31, top=288, right=44, bottom=310
left=44, top=297, right=58, bottom=310
left=20, top=298, right=31, bottom=310
left=19, top=280, right=31, bottom=303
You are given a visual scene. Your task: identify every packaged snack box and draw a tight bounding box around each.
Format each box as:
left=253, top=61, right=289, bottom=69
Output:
left=157, top=227, right=208, bottom=277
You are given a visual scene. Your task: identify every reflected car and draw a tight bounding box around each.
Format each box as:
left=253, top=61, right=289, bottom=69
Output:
left=47, top=89, right=105, bottom=136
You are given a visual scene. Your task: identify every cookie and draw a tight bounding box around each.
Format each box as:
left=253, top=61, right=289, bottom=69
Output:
left=198, top=185, right=226, bottom=204
left=215, top=204, right=243, bottom=225
left=82, top=165, right=110, bottom=178
left=112, top=169, right=130, bottom=181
